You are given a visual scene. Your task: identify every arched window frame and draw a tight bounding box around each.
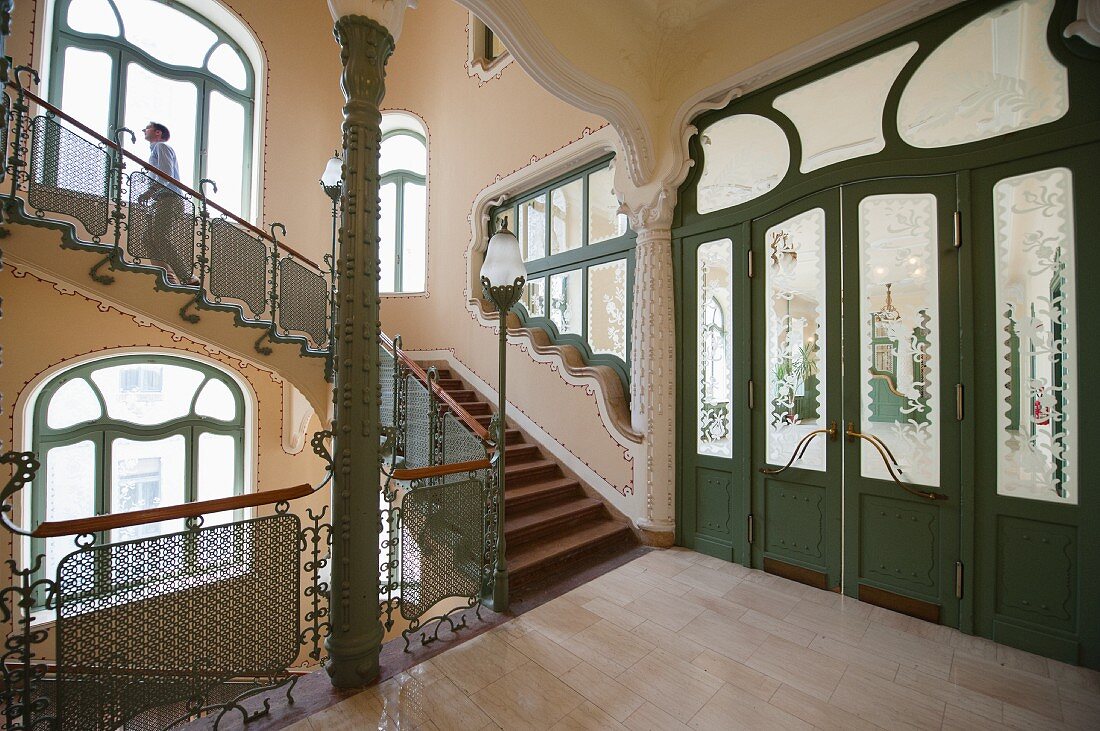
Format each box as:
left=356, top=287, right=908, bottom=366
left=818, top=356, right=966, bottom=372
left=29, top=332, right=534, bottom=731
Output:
left=47, top=0, right=257, bottom=216
left=380, top=124, right=427, bottom=294
left=27, top=353, right=249, bottom=598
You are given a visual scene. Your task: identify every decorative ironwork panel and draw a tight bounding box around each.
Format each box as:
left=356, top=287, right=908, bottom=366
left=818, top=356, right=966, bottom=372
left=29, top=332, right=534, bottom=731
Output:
left=208, top=217, right=270, bottom=318
left=1, top=92, right=9, bottom=185
left=54, top=514, right=300, bottom=731
left=400, top=478, right=485, bottom=620
left=28, top=115, right=110, bottom=237
left=441, top=412, right=486, bottom=465
left=381, top=350, right=396, bottom=429
left=126, top=171, right=196, bottom=278
left=403, top=374, right=432, bottom=469
left=277, top=258, right=328, bottom=348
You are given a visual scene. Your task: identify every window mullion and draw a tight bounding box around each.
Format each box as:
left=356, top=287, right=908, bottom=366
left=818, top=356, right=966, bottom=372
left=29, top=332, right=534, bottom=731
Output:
left=395, top=174, right=405, bottom=292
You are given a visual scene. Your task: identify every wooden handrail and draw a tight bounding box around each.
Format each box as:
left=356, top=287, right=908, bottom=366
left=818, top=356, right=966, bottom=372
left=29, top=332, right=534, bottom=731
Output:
left=380, top=332, right=492, bottom=443
left=31, top=483, right=315, bottom=538
left=391, top=458, right=492, bottom=481
left=5, top=81, right=323, bottom=272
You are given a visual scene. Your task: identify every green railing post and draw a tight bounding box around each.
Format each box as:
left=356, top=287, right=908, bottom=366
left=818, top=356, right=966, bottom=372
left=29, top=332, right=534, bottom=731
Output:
left=325, top=10, right=395, bottom=689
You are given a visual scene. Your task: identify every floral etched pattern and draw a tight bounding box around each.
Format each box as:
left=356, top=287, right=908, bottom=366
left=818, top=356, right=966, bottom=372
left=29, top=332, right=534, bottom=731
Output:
left=697, top=239, right=733, bottom=457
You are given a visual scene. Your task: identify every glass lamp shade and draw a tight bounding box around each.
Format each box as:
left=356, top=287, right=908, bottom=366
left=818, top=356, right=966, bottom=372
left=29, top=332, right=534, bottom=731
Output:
left=480, top=229, right=526, bottom=287
left=320, top=154, right=343, bottom=198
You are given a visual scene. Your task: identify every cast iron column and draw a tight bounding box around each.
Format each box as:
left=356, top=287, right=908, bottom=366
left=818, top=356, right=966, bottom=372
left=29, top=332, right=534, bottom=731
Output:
left=326, top=14, right=394, bottom=689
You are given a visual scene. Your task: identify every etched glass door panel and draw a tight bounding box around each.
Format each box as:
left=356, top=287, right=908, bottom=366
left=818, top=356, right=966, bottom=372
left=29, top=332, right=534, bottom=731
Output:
left=993, top=168, right=1077, bottom=504
left=587, top=259, right=627, bottom=360
left=765, top=209, right=827, bottom=470
left=697, top=239, right=733, bottom=457
left=857, top=193, right=940, bottom=486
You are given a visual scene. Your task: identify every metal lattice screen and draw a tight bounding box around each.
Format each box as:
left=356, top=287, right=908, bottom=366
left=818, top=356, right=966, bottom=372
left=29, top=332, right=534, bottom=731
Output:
left=399, top=478, right=486, bottom=620
left=277, top=258, right=328, bottom=348
left=208, top=217, right=270, bottom=318
left=126, top=171, right=196, bottom=277
left=403, top=374, right=432, bottom=469
left=381, top=350, right=396, bottom=429
left=441, top=412, right=487, bottom=464
left=54, top=515, right=300, bottom=731
left=27, top=114, right=110, bottom=237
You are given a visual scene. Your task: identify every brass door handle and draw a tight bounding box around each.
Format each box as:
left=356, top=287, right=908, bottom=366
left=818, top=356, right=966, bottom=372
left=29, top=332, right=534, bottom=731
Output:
left=845, top=422, right=948, bottom=501
left=760, top=421, right=837, bottom=475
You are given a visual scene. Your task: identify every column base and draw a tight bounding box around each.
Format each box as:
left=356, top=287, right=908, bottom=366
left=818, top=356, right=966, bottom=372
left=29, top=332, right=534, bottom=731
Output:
left=636, top=520, right=676, bottom=547
left=325, top=633, right=382, bottom=689
left=482, top=569, right=509, bottom=613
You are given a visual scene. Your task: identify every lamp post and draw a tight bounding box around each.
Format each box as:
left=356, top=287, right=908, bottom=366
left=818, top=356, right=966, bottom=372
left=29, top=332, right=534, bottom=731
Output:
left=320, top=151, right=342, bottom=378
left=480, top=219, right=526, bottom=613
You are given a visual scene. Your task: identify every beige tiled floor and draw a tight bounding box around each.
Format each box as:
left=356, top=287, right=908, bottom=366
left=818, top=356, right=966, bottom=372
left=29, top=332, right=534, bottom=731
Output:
left=290, top=548, right=1100, bottom=730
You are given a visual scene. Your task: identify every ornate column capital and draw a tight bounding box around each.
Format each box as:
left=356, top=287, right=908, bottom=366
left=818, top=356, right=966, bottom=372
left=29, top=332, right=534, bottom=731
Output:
left=328, top=0, right=414, bottom=43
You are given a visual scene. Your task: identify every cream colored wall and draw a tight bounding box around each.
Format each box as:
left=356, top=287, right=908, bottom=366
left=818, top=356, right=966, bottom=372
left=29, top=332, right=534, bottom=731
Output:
left=378, top=0, right=637, bottom=496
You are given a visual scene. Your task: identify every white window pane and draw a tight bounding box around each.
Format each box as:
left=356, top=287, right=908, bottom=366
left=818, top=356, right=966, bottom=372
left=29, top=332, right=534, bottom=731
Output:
left=773, top=43, right=917, bottom=173
left=122, top=63, right=198, bottom=188
left=698, top=115, right=790, bottom=214
left=90, top=362, right=204, bottom=425
left=60, top=48, right=114, bottom=138
left=588, top=165, right=627, bottom=244
left=402, top=181, right=426, bottom=292
left=44, top=441, right=96, bottom=581
left=207, top=43, right=247, bottom=90
left=858, top=193, right=940, bottom=487
left=67, top=0, right=120, bottom=36
left=523, top=278, right=546, bottom=317
left=698, top=240, right=733, bottom=458
left=549, top=270, right=582, bottom=336
left=380, top=134, right=426, bottom=176
left=198, top=432, right=236, bottom=526
left=47, top=378, right=103, bottom=430
left=994, top=168, right=1077, bottom=504
left=195, top=378, right=236, bottom=421
left=379, top=182, right=397, bottom=292
left=549, top=179, right=583, bottom=255
left=898, top=0, right=1068, bottom=148
left=587, top=259, right=627, bottom=360
left=110, top=435, right=186, bottom=544
left=114, top=0, right=216, bottom=67
left=206, top=90, right=246, bottom=216
left=520, top=196, right=546, bottom=261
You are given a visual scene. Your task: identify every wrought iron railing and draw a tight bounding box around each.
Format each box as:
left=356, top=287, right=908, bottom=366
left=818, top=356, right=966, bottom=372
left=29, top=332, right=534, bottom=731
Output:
left=1, top=69, right=333, bottom=365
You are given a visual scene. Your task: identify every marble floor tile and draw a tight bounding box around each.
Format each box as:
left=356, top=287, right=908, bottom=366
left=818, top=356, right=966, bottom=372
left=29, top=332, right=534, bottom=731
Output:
left=388, top=675, right=496, bottom=731
left=723, top=581, right=802, bottom=620
left=682, top=587, right=752, bottom=621
left=430, top=630, right=530, bottom=695
left=677, top=608, right=768, bottom=663
left=690, top=648, right=781, bottom=702
left=580, top=596, right=646, bottom=629
left=868, top=604, right=955, bottom=644
left=689, top=682, right=812, bottom=730
left=616, top=648, right=724, bottom=720
left=623, top=702, right=693, bottom=731
left=744, top=634, right=848, bottom=701
left=622, top=587, right=705, bottom=631
left=522, top=596, right=602, bottom=644
left=503, top=628, right=584, bottom=676
left=560, top=619, right=655, bottom=676
left=549, top=701, right=627, bottom=731
left=631, top=549, right=697, bottom=578
left=586, top=570, right=654, bottom=605
left=942, top=703, right=1009, bottom=731
left=559, top=661, right=646, bottom=722
left=996, top=642, right=1053, bottom=676
left=737, top=608, right=818, bottom=646
left=1050, top=659, right=1100, bottom=693
left=808, top=634, right=900, bottom=680
left=692, top=553, right=753, bottom=577
left=893, top=666, right=1003, bottom=723
left=631, top=619, right=707, bottom=663
left=767, top=683, right=880, bottom=731
left=830, top=666, right=946, bottom=731
left=785, top=597, right=872, bottom=645
left=859, top=622, right=955, bottom=679
left=950, top=651, right=1063, bottom=721
left=471, top=662, right=584, bottom=731
left=667, top=562, right=743, bottom=596
left=741, top=571, right=818, bottom=601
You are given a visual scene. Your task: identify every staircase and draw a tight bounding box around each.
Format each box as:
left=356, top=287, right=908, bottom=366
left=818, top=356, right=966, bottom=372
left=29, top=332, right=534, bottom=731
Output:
left=428, top=363, right=638, bottom=592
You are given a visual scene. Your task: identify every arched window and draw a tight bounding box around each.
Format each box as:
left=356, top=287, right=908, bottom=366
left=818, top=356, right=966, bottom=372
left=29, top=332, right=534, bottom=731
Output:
left=29, top=354, right=248, bottom=587
left=49, top=0, right=257, bottom=216
left=380, top=112, right=427, bottom=293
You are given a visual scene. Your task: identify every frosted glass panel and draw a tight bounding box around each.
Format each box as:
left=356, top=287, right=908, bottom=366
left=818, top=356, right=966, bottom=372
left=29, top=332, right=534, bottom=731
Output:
left=111, top=435, right=186, bottom=545
left=697, top=114, right=789, bottom=214
left=549, top=270, right=582, bottom=336
left=523, top=277, right=546, bottom=317
left=47, top=378, right=102, bottom=430
left=205, top=91, right=246, bottom=216
left=198, top=432, right=236, bottom=526
left=207, top=43, right=247, bottom=89
left=898, top=0, right=1067, bottom=148
left=774, top=43, right=917, bottom=173
left=550, top=179, right=583, bottom=255
left=994, top=168, right=1076, bottom=504
left=858, top=194, right=940, bottom=487
left=520, top=196, right=547, bottom=261
left=114, top=0, right=216, bottom=67
left=44, top=441, right=96, bottom=582
left=765, top=209, right=827, bottom=471
left=587, top=259, right=627, bottom=360
left=195, top=379, right=236, bottom=421
left=380, top=134, right=426, bottom=176
left=122, top=63, right=198, bottom=187
left=379, top=182, right=397, bottom=292
left=402, top=181, right=427, bottom=292
left=67, top=0, right=119, bottom=36
left=91, top=362, right=204, bottom=425
left=697, top=239, right=733, bottom=457
left=61, top=47, right=114, bottom=138
left=588, top=165, right=627, bottom=244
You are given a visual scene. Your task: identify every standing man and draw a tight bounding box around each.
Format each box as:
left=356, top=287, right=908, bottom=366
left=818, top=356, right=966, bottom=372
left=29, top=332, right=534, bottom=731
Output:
left=138, top=122, right=197, bottom=286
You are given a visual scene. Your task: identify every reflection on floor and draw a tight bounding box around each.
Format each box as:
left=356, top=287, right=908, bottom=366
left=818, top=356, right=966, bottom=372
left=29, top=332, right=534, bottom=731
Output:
left=294, top=548, right=1098, bottom=730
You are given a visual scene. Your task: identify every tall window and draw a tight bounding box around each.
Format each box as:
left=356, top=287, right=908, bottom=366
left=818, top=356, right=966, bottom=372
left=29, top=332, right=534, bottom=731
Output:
left=491, top=156, right=634, bottom=388
left=30, top=354, right=247, bottom=587
left=380, top=112, right=427, bottom=293
left=50, top=0, right=256, bottom=216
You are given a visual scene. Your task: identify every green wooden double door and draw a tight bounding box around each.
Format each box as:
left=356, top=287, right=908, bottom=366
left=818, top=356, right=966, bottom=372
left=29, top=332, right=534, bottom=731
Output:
left=681, top=146, right=1099, bottom=664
